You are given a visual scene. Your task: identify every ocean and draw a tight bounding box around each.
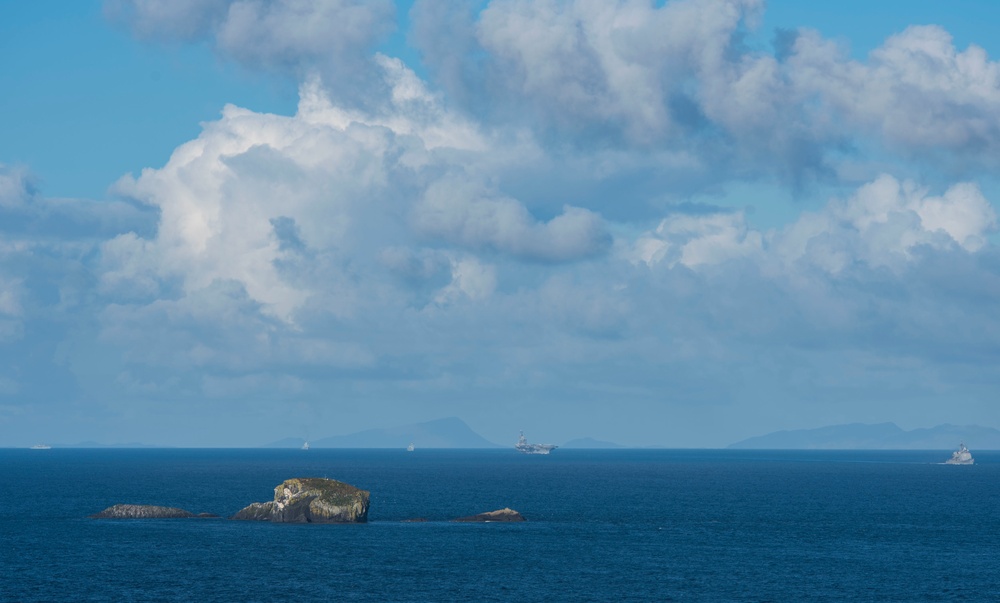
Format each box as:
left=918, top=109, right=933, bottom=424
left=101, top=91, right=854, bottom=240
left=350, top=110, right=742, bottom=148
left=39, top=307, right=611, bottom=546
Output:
left=1, top=448, right=997, bottom=602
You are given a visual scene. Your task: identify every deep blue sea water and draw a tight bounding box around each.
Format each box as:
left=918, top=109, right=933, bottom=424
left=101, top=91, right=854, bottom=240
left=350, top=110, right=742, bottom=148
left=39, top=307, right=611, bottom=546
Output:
left=2, top=448, right=999, bottom=602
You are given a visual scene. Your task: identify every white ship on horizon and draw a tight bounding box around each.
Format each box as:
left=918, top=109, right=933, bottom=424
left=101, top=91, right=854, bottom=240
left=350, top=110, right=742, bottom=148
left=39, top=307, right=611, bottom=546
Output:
left=301, top=440, right=309, bottom=451
left=515, top=431, right=557, bottom=455
left=29, top=444, right=51, bottom=450
left=945, top=443, right=973, bottom=465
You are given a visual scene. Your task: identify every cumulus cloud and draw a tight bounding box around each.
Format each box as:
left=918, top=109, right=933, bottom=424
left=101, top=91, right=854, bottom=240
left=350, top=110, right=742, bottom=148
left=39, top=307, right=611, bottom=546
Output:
left=775, top=175, right=997, bottom=273
left=108, top=0, right=1000, bottom=187
left=214, top=0, right=394, bottom=71
left=110, top=0, right=1000, bottom=176
left=107, top=0, right=396, bottom=106
left=407, top=0, right=1000, bottom=186
left=84, top=14, right=1000, bottom=438
left=0, top=165, right=157, bottom=411
left=633, top=210, right=763, bottom=268
left=789, top=26, right=1000, bottom=158
left=100, top=58, right=611, bottom=334
left=5, top=0, right=1000, bottom=445
left=414, top=176, right=610, bottom=262
left=635, top=174, right=997, bottom=273
left=434, top=257, right=498, bottom=304
left=379, top=246, right=451, bottom=283
left=100, top=81, right=1000, bottom=389
left=413, top=0, right=765, bottom=142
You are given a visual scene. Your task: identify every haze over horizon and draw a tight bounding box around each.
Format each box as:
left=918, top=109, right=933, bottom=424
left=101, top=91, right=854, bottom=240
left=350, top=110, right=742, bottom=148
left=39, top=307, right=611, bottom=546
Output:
left=2, top=0, right=1000, bottom=448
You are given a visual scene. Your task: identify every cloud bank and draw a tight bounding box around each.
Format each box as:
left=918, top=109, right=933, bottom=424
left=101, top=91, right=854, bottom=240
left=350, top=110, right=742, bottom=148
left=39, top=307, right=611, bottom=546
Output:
left=3, top=0, right=1000, bottom=446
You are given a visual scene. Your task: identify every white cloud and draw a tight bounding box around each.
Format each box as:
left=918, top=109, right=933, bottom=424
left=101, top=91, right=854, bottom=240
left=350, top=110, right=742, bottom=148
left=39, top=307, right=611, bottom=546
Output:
left=109, top=95, right=397, bottom=322
left=635, top=175, right=997, bottom=274
left=469, top=0, right=764, bottom=140
left=83, top=35, right=1000, bottom=416
left=103, top=60, right=615, bottom=330
left=414, top=176, right=610, bottom=262
left=107, top=0, right=396, bottom=106
left=791, top=26, right=1000, bottom=155
left=379, top=246, right=451, bottom=282
left=776, top=175, right=997, bottom=273
left=215, top=0, right=394, bottom=71
left=434, top=257, right=497, bottom=304
left=633, top=210, right=762, bottom=268
left=111, top=1, right=1000, bottom=173
left=99, top=232, right=161, bottom=300
left=0, top=165, right=34, bottom=210
left=6, top=0, right=1000, bottom=446
left=406, top=0, right=1000, bottom=186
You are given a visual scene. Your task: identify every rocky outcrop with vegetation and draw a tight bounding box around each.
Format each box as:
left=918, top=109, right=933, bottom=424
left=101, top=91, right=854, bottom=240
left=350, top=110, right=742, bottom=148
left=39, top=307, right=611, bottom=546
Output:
left=91, top=504, right=215, bottom=519
left=231, top=478, right=370, bottom=523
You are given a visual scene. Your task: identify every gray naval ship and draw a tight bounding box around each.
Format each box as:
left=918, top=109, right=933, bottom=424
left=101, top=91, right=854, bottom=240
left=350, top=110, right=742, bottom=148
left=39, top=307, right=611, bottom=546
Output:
left=515, top=431, right=557, bottom=455
left=945, top=443, right=974, bottom=465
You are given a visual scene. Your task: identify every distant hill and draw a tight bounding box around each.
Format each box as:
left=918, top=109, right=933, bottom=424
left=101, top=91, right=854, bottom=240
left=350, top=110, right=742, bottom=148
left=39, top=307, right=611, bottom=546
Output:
left=729, top=423, right=1000, bottom=450
left=267, top=417, right=500, bottom=449
left=562, top=437, right=625, bottom=449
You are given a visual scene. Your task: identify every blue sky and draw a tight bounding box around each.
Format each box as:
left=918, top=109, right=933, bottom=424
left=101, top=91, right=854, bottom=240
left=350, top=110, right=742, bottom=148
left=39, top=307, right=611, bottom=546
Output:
left=2, top=0, right=1000, bottom=447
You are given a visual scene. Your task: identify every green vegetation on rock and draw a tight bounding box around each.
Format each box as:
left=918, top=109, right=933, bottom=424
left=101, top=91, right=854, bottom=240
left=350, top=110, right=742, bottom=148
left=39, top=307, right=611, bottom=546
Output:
left=231, top=477, right=370, bottom=523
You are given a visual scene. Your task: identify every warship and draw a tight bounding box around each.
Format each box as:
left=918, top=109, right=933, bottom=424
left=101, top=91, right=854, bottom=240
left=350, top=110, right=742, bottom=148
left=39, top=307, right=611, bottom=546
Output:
left=515, top=431, right=557, bottom=455
left=944, top=443, right=974, bottom=465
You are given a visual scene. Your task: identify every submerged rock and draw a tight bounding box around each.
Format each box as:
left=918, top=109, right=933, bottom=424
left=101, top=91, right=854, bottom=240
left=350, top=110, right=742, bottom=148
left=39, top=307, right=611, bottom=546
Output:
left=452, top=508, right=525, bottom=522
left=91, top=504, right=197, bottom=519
left=231, top=478, right=370, bottom=523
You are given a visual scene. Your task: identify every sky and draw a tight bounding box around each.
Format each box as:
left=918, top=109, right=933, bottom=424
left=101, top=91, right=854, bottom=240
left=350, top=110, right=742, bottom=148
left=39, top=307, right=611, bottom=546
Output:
left=2, top=0, right=1000, bottom=448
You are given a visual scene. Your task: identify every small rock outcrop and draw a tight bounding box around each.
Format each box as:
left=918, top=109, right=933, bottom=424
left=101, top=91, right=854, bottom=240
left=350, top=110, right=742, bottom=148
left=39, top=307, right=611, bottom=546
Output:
left=452, top=507, right=525, bottom=522
left=231, top=478, right=370, bottom=523
left=91, top=504, right=198, bottom=519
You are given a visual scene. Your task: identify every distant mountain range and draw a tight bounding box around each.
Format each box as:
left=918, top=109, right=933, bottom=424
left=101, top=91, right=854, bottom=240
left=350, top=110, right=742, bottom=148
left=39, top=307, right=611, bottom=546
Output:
left=729, top=423, right=1000, bottom=450
left=266, top=418, right=631, bottom=450
left=266, top=417, right=502, bottom=449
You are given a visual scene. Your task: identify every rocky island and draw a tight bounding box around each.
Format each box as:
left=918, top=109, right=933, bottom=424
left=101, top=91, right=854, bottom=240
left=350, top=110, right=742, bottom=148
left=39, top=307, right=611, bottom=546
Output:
left=231, top=478, right=370, bottom=523
left=91, top=504, right=217, bottom=519
left=452, top=507, right=525, bottom=522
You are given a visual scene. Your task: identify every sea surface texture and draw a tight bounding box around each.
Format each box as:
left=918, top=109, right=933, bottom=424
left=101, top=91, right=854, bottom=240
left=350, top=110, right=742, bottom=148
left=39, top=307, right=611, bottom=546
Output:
left=1, top=449, right=997, bottom=602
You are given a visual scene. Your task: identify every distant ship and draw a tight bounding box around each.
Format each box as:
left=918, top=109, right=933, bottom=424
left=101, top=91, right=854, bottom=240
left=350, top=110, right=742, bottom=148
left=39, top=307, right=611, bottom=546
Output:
left=301, top=441, right=310, bottom=451
left=515, top=431, right=557, bottom=455
left=29, top=444, right=51, bottom=450
left=406, top=443, right=415, bottom=452
left=945, top=443, right=974, bottom=465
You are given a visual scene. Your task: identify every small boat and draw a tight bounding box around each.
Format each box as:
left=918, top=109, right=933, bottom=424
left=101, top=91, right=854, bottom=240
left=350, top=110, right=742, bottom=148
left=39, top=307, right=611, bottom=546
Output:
left=29, top=444, right=51, bottom=450
left=301, top=441, right=310, bottom=451
left=945, top=443, right=973, bottom=465
left=406, top=443, right=415, bottom=452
